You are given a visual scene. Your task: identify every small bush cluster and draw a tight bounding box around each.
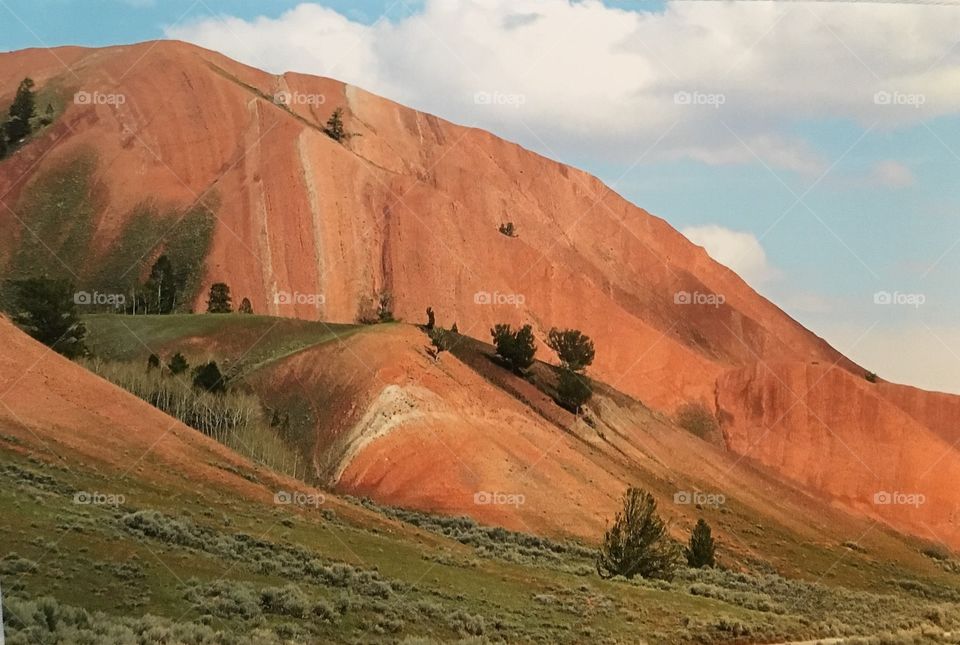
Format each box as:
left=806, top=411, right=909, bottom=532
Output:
left=675, top=401, right=719, bottom=439
left=1, top=594, right=287, bottom=645
left=350, top=497, right=596, bottom=572
left=82, top=360, right=300, bottom=477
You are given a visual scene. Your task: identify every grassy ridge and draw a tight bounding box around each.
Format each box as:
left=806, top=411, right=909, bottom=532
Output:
left=83, top=314, right=362, bottom=379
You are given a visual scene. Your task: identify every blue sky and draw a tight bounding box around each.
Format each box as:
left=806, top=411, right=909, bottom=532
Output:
left=2, top=0, right=960, bottom=392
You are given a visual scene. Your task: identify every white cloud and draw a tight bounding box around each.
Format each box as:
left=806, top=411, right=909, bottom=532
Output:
left=870, top=160, right=916, bottom=189
left=167, top=0, right=960, bottom=174
left=681, top=225, right=780, bottom=286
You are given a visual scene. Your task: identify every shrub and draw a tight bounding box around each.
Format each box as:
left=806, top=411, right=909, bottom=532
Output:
left=6, top=277, right=87, bottom=358
left=429, top=327, right=455, bottom=360
left=206, top=282, right=232, bottom=313
left=193, top=361, right=226, bottom=394
left=555, top=367, right=592, bottom=413
left=378, top=291, right=394, bottom=322
left=597, top=487, right=682, bottom=580
left=39, top=103, right=54, bottom=127
left=490, top=323, right=536, bottom=374
left=920, top=543, right=952, bottom=561
left=675, top=402, right=718, bottom=439
left=425, top=307, right=435, bottom=330
left=238, top=297, right=253, bottom=314
left=184, top=579, right=261, bottom=619
left=865, top=371, right=878, bottom=383
left=147, top=353, right=161, bottom=370
left=546, top=328, right=595, bottom=372
left=686, top=519, right=717, bottom=568
left=168, top=352, right=189, bottom=375
left=260, top=584, right=310, bottom=618
left=498, top=222, right=517, bottom=237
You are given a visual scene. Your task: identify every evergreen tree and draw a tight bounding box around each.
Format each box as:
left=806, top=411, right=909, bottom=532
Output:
left=597, top=487, right=682, bottom=581
left=490, top=323, right=537, bottom=374
left=451, top=322, right=459, bottom=334
left=206, top=283, right=232, bottom=313
left=556, top=367, right=592, bottom=413
left=6, top=78, right=36, bottom=143
left=168, top=352, right=189, bottom=375
left=425, top=306, right=435, bottom=330
left=324, top=108, right=346, bottom=142
left=685, top=519, right=717, bottom=568
left=193, top=361, right=226, bottom=394
left=145, top=255, right=176, bottom=314
left=546, top=328, right=595, bottom=372
left=238, top=297, right=253, bottom=314
left=8, top=277, right=87, bottom=358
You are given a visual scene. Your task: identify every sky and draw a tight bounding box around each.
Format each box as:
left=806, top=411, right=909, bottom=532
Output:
left=2, top=0, right=960, bottom=393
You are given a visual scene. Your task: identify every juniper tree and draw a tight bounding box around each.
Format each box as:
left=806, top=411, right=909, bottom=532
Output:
left=556, top=368, right=592, bottom=413
left=324, top=108, right=346, bottom=142
left=546, top=328, right=595, bottom=372
left=8, top=277, right=87, bottom=358
left=490, top=323, right=537, bottom=374
left=206, top=283, right=232, bottom=313
left=6, top=78, right=36, bottom=143
left=597, top=487, right=682, bottom=580
left=685, top=518, right=717, bottom=568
